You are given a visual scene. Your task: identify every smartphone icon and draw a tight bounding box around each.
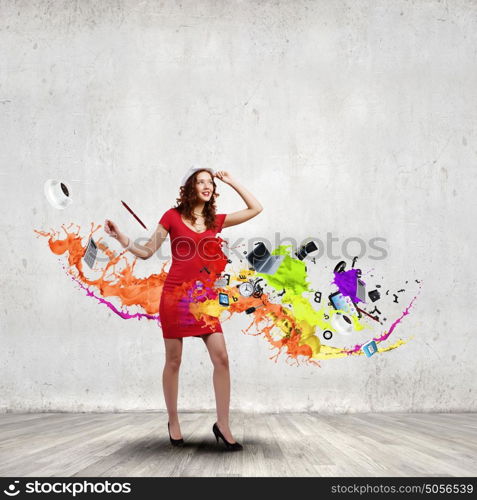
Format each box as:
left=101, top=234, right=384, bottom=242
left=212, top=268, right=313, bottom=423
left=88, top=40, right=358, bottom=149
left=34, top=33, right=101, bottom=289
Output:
left=218, top=293, right=229, bottom=306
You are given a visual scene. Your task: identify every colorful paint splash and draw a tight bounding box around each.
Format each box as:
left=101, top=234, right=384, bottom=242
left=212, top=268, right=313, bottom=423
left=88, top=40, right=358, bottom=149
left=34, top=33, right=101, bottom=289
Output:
left=34, top=223, right=421, bottom=367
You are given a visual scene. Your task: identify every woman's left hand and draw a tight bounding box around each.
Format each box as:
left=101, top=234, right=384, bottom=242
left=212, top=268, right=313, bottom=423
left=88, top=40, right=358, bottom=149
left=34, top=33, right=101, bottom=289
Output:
left=214, top=170, right=234, bottom=185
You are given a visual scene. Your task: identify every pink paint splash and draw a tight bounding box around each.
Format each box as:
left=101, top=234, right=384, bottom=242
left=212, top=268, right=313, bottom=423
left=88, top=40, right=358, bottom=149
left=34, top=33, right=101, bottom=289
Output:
left=341, top=282, right=423, bottom=355
left=62, top=262, right=162, bottom=324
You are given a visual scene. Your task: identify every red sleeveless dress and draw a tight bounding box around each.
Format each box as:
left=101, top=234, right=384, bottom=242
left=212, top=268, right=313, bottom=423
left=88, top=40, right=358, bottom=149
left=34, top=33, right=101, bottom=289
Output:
left=158, top=208, right=227, bottom=339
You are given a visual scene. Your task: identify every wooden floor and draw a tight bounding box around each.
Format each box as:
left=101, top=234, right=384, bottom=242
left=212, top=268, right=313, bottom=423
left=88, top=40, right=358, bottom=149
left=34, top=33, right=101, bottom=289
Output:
left=0, top=412, right=476, bottom=477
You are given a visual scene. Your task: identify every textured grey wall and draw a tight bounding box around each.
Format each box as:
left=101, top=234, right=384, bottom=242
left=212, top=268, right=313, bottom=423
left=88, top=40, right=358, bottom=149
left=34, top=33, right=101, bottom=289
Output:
left=1, top=0, right=476, bottom=413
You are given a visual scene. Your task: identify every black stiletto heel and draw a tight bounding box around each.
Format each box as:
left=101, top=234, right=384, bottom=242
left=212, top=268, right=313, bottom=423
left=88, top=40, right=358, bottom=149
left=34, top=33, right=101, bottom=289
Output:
left=168, top=422, right=184, bottom=446
left=212, top=422, right=243, bottom=451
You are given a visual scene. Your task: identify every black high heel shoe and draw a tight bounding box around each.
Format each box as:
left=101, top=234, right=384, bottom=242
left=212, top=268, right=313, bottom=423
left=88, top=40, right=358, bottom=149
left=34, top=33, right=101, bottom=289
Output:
left=212, top=422, right=243, bottom=451
left=168, top=422, right=184, bottom=446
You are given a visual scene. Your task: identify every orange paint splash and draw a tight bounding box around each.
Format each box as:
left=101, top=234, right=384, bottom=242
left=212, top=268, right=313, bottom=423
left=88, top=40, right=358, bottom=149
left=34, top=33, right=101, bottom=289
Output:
left=35, top=222, right=175, bottom=316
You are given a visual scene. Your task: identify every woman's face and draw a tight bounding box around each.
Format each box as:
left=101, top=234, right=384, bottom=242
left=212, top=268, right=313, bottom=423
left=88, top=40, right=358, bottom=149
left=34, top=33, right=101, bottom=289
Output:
left=195, top=171, right=214, bottom=202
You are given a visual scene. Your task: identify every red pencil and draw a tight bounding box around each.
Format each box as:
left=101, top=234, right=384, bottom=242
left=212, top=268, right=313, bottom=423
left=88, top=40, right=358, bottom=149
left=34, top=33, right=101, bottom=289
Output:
left=121, top=200, right=148, bottom=230
left=356, top=306, right=381, bottom=323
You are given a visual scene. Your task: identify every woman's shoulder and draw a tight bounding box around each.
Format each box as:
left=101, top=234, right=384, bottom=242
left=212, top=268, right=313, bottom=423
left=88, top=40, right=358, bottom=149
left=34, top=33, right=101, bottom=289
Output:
left=159, top=207, right=179, bottom=229
left=162, top=207, right=180, bottom=218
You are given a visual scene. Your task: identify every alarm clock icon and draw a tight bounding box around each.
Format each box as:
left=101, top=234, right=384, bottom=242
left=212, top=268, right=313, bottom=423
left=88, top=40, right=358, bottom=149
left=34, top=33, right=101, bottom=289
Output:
left=238, top=281, right=254, bottom=297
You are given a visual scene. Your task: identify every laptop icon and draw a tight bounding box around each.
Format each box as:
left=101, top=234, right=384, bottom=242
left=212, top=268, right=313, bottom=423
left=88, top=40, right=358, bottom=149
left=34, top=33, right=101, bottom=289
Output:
left=246, top=242, right=285, bottom=275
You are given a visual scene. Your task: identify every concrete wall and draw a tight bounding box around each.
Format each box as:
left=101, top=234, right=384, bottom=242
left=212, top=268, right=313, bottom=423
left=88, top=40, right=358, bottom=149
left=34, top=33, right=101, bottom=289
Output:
left=1, top=0, right=476, bottom=413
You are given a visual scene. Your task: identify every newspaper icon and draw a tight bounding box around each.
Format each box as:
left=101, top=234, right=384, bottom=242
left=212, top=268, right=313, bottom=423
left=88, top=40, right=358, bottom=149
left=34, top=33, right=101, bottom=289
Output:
left=84, top=237, right=98, bottom=269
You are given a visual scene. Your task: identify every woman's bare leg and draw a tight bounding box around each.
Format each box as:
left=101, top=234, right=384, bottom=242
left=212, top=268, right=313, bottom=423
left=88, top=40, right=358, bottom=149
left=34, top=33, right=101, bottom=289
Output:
left=163, top=337, right=183, bottom=439
left=201, top=332, right=237, bottom=443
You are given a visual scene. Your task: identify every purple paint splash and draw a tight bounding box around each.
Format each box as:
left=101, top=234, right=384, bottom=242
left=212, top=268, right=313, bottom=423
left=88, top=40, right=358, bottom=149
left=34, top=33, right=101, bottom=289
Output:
left=333, top=268, right=362, bottom=303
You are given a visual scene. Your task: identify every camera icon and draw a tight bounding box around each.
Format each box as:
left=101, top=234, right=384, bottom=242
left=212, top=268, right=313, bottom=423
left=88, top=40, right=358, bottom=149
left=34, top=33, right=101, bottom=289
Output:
left=3, top=481, right=20, bottom=496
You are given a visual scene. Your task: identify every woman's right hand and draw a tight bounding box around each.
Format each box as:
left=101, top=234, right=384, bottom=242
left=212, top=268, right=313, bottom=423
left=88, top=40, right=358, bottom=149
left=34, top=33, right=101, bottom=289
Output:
left=104, top=219, right=121, bottom=239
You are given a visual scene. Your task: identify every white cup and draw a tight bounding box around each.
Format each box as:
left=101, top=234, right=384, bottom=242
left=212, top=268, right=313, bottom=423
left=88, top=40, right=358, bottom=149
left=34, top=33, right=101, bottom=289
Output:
left=331, top=312, right=353, bottom=335
left=44, top=180, right=73, bottom=209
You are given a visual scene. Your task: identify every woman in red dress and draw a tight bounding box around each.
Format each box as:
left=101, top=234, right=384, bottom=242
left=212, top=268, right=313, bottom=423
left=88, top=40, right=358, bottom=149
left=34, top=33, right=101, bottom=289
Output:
left=105, top=168, right=263, bottom=450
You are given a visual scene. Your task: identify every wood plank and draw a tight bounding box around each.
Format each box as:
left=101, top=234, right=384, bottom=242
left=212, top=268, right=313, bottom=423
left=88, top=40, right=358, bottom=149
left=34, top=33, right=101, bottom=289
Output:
left=0, top=412, right=475, bottom=477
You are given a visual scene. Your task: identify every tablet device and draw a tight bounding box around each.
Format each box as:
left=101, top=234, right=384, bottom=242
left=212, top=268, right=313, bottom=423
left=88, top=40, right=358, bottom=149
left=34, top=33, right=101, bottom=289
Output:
left=329, top=291, right=361, bottom=318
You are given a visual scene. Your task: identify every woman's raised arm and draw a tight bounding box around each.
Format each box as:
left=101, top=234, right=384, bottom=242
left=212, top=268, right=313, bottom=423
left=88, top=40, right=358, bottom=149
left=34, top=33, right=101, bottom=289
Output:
left=214, top=171, right=263, bottom=228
